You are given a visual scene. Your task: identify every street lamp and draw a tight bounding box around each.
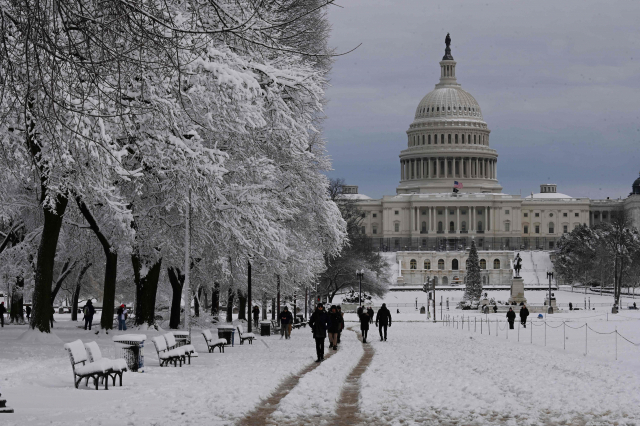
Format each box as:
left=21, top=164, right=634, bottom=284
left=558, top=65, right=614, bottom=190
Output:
left=547, top=272, right=554, bottom=314
left=356, top=270, right=365, bottom=307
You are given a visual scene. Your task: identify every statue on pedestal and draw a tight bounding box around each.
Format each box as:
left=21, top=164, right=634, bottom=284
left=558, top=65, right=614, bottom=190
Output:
left=513, top=253, right=522, bottom=278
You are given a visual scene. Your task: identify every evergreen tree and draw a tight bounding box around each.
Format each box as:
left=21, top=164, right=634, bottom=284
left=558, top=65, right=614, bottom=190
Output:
left=465, top=240, right=482, bottom=301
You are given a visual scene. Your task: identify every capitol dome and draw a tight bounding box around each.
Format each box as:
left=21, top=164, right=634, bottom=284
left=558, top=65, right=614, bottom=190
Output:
left=397, top=33, right=502, bottom=195
left=414, top=87, right=483, bottom=121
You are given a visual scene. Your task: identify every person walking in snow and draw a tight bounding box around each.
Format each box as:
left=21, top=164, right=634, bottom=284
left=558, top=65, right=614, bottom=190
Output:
left=519, top=304, right=530, bottom=328
left=327, top=305, right=343, bottom=350
left=375, top=303, right=392, bottom=341
left=279, top=306, right=293, bottom=339
left=26, top=305, right=32, bottom=321
left=359, top=307, right=370, bottom=343
left=83, top=300, right=96, bottom=330
left=336, top=305, right=344, bottom=344
left=367, top=306, right=374, bottom=324
left=117, top=304, right=128, bottom=330
left=309, top=303, right=328, bottom=362
left=252, top=305, right=260, bottom=330
left=506, top=307, right=516, bottom=329
left=0, top=302, right=6, bottom=327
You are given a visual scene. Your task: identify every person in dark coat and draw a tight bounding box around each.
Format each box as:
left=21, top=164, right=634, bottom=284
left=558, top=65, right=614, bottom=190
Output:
left=0, top=302, right=6, bottom=327
left=327, top=305, right=343, bottom=350
left=309, top=303, right=328, bottom=362
left=506, top=307, right=516, bottom=329
left=519, top=305, right=530, bottom=328
left=375, top=303, right=392, bottom=341
left=26, top=305, right=32, bottom=320
left=569, top=302, right=573, bottom=311
left=50, top=306, right=55, bottom=328
left=357, top=306, right=363, bottom=317
left=493, top=304, right=498, bottom=313
left=252, top=305, right=260, bottom=329
left=367, top=307, right=374, bottom=324
left=359, top=309, right=370, bottom=343
left=83, top=300, right=95, bottom=330
left=279, top=306, right=293, bottom=339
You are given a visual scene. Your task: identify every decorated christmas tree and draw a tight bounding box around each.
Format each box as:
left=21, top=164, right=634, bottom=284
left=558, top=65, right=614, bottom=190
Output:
left=465, top=239, right=483, bottom=301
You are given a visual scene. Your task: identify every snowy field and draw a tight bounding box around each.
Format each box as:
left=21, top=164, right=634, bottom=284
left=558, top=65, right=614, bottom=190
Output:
left=2, top=303, right=640, bottom=425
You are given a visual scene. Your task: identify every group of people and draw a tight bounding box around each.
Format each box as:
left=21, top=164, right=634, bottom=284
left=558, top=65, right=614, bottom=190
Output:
left=506, top=304, right=529, bottom=329
left=307, top=302, right=393, bottom=362
left=357, top=304, right=392, bottom=343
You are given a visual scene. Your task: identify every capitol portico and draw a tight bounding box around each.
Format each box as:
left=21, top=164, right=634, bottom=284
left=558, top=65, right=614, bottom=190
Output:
left=346, top=35, right=640, bottom=286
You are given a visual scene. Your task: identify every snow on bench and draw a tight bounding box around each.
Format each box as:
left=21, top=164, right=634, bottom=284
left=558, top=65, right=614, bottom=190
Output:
left=151, top=336, right=185, bottom=367
left=202, top=329, right=227, bottom=353
left=84, top=341, right=127, bottom=387
left=64, top=339, right=113, bottom=390
left=237, top=324, right=255, bottom=345
left=165, top=333, right=197, bottom=364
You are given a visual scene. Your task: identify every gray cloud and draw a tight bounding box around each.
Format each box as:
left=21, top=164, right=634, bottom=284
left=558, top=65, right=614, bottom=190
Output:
left=323, top=0, right=640, bottom=200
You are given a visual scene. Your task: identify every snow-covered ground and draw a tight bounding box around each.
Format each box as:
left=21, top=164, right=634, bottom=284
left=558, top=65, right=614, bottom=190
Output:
left=2, top=306, right=640, bottom=425
left=360, top=319, right=640, bottom=425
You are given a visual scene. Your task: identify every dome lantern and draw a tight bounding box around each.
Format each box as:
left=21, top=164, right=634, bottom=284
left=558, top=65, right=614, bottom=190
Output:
left=437, top=33, right=459, bottom=88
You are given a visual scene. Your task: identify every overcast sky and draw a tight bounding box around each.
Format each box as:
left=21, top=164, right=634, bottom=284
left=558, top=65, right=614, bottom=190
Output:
left=323, top=0, right=640, bottom=200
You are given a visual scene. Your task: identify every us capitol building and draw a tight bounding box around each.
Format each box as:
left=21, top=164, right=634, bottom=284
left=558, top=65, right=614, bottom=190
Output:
left=345, top=35, right=640, bottom=287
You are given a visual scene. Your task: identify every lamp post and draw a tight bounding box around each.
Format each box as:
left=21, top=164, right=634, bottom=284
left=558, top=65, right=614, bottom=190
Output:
left=547, top=271, right=554, bottom=314
left=356, top=270, right=365, bottom=307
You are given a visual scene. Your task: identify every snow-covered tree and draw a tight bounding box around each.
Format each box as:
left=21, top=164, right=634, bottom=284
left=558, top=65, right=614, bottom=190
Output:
left=464, top=240, right=482, bottom=301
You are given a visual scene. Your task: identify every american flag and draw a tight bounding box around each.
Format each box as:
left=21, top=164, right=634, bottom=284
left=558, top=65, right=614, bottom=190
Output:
left=454, top=181, right=463, bottom=189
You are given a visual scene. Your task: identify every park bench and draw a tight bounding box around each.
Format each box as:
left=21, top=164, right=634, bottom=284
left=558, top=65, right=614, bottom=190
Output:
left=64, top=339, right=113, bottom=390
left=165, top=332, right=197, bottom=364
left=270, top=319, right=281, bottom=334
left=84, top=341, right=128, bottom=387
left=237, top=324, right=255, bottom=345
left=202, top=329, right=227, bottom=353
left=151, top=336, right=185, bottom=367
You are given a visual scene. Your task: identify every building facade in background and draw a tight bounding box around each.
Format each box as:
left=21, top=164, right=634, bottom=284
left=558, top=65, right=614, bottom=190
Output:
left=347, top=37, right=640, bottom=286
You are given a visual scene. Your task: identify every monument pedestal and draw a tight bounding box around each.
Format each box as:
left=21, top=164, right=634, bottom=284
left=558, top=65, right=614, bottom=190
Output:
left=508, top=277, right=527, bottom=304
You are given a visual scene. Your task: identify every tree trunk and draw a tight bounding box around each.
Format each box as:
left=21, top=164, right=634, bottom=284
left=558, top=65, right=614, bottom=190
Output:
left=202, top=287, right=209, bottom=311
left=238, top=291, right=247, bottom=321
left=167, top=267, right=184, bottom=329
left=50, top=259, right=75, bottom=305
left=75, top=196, right=117, bottom=330
left=133, top=255, right=162, bottom=327
left=271, top=298, right=275, bottom=320
left=247, top=260, right=252, bottom=332
left=10, top=276, right=25, bottom=324
left=226, top=288, right=234, bottom=323
left=31, top=193, right=68, bottom=332
left=262, top=293, right=267, bottom=320
left=194, top=287, right=202, bottom=317
left=277, top=275, right=281, bottom=326
left=71, top=262, right=92, bottom=322
left=211, top=283, right=220, bottom=320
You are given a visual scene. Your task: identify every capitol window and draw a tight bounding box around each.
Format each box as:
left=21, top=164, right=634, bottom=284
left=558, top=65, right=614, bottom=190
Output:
left=452, top=259, right=459, bottom=270
left=394, top=222, right=400, bottom=232
left=493, top=259, right=500, bottom=269
left=563, top=225, right=568, bottom=233
left=410, top=259, right=417, bottom=270
left=575, top=213, right=579, bottom=217
left=373, top=226, right=377, bottom=235
left=455, top=134, right=458, bottom=144
left=438, top=259, right=444, bottom=270
left=373, top=213, right=377, bottom=218
left=549, top=222, right=554, bottom=233
left=563, top=212, right=568, bottom=217
left=504, top=221, right=510, bottom=232
left=524, top=225, right=529, bottom=234
left=505, top=209, right=509, bottom=214
left=395, top=210, right=399, bottom=215
left=535, top=213, right=540, bottom=217
left=480, top=259, right=486, bottom=269
left=535, top=225, right=540, bottom=234
left=424, top=260, right=431, bottom=270
left=524, top=212, right=528, bottom=217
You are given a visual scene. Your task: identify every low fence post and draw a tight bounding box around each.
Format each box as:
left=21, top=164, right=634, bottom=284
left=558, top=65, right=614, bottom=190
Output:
left=615, top=326, right=617, bottom=361
left=585, top=325, right=587, bottom=356
left=544, top=321, right=547, bottom=347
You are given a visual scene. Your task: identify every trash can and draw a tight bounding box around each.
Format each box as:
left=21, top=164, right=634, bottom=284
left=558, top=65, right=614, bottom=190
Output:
left=217, top=326, right=235, bottom=346
left=260, top=321, right=271, bottom=336
left=113, top=334, right=147, bottom=372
